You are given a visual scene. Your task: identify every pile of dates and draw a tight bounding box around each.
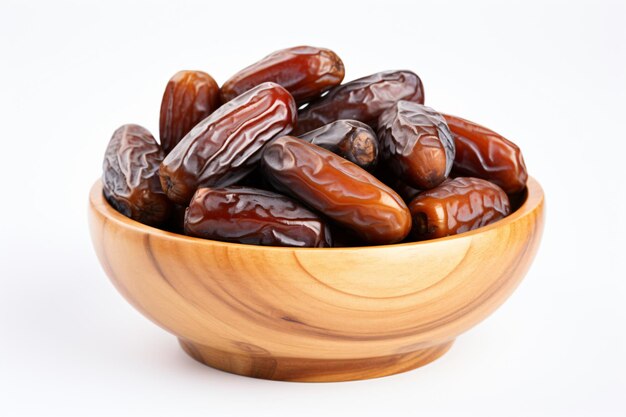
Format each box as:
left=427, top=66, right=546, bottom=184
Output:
left=102, top=46, right=528, bottom=247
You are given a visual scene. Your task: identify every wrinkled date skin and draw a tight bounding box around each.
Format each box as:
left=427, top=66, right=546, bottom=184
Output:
left=102, top=124, right=172, bottom=226
left=294, top=70, right=424, bottom=134
left=262, top=136, right=411, bottom=245
left=160, top=82, right=297, bottom=205
left=159, top=70, right=221, bottom=154
left=185, top=186, right=332, bottom=247
left=299, top=119, right=379, bottom=170
left=408, top=177, right=510, bottom=241
left=378, top=101, right=455, bottom=190
left=221, top=46, right=344, bottom=105
left=443, top=114, right=528, bottom=194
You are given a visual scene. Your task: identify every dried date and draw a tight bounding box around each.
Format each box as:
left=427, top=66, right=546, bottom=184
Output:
left=299, top=120, right=379, bottom=170
left=443, top=114, right=528, bottom=194
left=185, top=186, right=332, bottom=247
left=408, top=177, right=510, bottom=241
left=160, top=82, right=297, bottom=205
left=262, top=136, right=411, bottom=245
left=102, top=124, right=171, bottom=226
left=378, top=101, right=455, bottom=189
left=159, top=70, right=221, bottom=154
left=221, top=46, right=344, bottom=105
left=294, top=70, right=424, bottom=134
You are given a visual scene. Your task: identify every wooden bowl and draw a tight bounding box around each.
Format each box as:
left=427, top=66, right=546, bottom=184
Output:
left=88, top=177, right=545, bottom=382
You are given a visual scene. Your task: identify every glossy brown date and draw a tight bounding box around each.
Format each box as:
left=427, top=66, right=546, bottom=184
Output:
left=294, top=70, right=424, bottom=134
left=102, top=124, right=171, bottom=226
left=378, top=101, right=455, bottom=190
left=160, top=82, right=297, bottom=205
left=408, top=177, right=510, bottom=241
left=261, top=136, right=411, bottom=245
left=299, top=120, right=379, bottom=170
left=185, top=186, right=332, bottom=247
left=443, top=114, right=528, bottom=194
left=159, top=70, right=221, bottom=154
left=221, top=46, right=344, bottom=105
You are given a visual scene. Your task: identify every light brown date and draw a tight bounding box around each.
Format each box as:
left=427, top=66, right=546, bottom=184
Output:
left=261, top=136, right=411, bottom=245
left=159, top=82, right=297, bottom=205
left=221, top=46, right=344, bottom=104
left=443, top=114, right=528, bottom=194
left=102, top=124, right=171, bottom=226
left=185, top=186, right=332, bottom=247
left=159, top=70, right=221, bottom=154
left=378, top=101, right=455, bottom=190
left=408, top=177, right=510, bottom=241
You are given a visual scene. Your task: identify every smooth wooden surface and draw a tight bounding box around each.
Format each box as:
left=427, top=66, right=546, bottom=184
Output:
left=88, top=177, right=545, bottom=382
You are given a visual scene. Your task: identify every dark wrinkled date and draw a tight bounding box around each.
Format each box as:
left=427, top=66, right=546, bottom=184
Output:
left=408, top=177, right=510, bottom=241
left=159, top=70, right=221, bottom=154
left=262, top=136, right=411, bottom=245
left=102, top=124, right=171, bottom=226
left=159, top=82, right=297, bottom=205
left=378, top=101, right=455, bottom=190
left=185, top=186, right=332, bottom=247
left=294, top=70, right=424, bottom=134
left=299, top=119, right=379, bottom=170
left=443, top=114, right=528, bottom=194
left=221, top=46, right=344, bottom=105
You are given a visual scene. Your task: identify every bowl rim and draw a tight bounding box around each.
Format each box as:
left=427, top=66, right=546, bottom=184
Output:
left=89, top=176, right=544, bottom=252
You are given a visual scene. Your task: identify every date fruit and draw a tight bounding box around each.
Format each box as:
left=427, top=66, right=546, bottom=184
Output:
left=294, top=70, right=424, bottom=134
left=102, top=124, right=171, bottom=226
left=221, top=46, right=344, bottom=105
left=262, top=136, right=411, bottom=245
left=159, top=70, right=221, bottom=154
left=443, top=114, right=528, bottom=194
left=185, top=186, right=332, bottom=247
left=378, top=101, right=455, bottom=189
left=408, top=177, right=510, bottom=241
left=299, top=120, right=379, bottom=170
left=160, top=82, right=297, bottom=205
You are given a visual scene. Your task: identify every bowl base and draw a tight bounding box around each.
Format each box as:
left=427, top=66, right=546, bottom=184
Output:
left=178, top=338, right=454, bottom=382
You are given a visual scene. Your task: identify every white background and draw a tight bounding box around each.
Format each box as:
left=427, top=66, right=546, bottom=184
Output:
left=1, top=0, right=625, bottom=416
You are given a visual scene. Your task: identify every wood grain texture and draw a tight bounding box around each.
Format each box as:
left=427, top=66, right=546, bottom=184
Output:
left=88, top=177, right=545, bottom=382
